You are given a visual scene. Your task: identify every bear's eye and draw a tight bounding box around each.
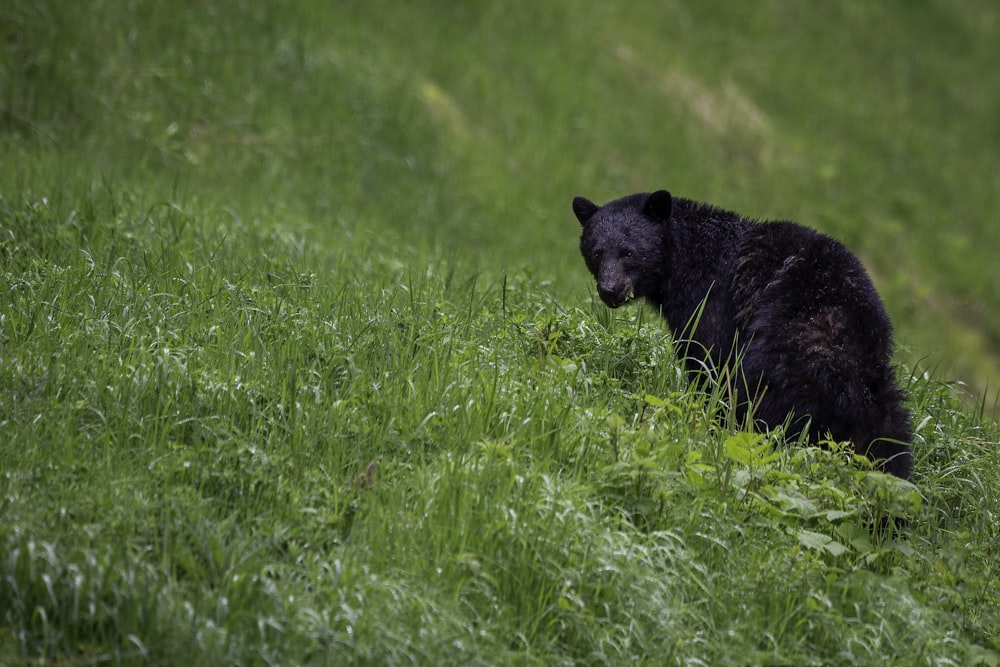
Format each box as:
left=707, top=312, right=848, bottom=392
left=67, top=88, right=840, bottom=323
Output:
left=623, top=250, right=634, bottom=259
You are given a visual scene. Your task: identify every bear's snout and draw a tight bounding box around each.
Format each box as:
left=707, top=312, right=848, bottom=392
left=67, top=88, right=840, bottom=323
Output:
left=597, top=280, right=634, bottom=308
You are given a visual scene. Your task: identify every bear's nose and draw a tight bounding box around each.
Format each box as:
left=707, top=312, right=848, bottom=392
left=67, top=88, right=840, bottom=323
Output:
left=598, top=281, right=628, bottom=307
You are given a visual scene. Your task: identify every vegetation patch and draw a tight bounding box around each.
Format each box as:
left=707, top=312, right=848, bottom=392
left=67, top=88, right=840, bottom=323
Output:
left=2, top=1, right=999, bottom=664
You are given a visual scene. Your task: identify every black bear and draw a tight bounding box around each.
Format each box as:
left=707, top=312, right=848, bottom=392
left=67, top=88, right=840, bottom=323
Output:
left=573, top=190, right=913, bottom=479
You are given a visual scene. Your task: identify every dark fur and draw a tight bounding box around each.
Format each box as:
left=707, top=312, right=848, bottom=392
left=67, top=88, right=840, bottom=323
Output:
left=573, top=190, right=913, bottom=479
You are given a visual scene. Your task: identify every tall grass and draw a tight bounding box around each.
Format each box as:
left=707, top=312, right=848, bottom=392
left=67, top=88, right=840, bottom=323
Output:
left=2, top=1, right=1000, bottom=665
left=2, top=186, right=998, bottom=665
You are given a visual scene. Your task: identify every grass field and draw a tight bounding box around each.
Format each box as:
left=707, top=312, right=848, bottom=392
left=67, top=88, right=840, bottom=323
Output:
left=2, top=1, right=1000, bottom=665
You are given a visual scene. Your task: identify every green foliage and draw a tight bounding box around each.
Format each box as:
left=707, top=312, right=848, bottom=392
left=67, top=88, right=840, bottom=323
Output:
left=2, top=1, right=1000, bottom=665
left=2, top=188, right=998, bottom=665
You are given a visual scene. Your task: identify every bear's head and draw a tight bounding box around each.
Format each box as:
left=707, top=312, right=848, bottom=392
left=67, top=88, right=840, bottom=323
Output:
left=573, top=190, right=673, bottom=308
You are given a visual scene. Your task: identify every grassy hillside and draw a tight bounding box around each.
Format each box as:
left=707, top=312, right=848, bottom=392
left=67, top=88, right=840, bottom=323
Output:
left=2, top=1, right=999, bottom=665
left=4, top=0, right=999, bottom=388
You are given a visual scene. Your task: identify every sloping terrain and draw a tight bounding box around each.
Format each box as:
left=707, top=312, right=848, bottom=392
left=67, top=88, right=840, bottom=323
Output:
left=2, top=2, right=999, bottom=664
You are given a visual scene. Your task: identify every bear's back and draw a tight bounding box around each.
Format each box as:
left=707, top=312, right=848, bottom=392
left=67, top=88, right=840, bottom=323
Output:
left=731, top=220, right=891, bottom=353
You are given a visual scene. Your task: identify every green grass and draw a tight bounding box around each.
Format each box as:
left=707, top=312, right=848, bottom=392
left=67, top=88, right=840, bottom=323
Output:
left=2, top=1, right=1000, bottom=665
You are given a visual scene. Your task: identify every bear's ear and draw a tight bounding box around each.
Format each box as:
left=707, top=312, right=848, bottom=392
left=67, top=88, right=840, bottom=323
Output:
left=644, top=190, right=673, bottom=223
left=572, top=196, right=599, bottom=225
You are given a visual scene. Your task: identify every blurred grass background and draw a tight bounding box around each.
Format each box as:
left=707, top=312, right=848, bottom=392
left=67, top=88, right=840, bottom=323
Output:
left=3, top=0, right=999, bottom=393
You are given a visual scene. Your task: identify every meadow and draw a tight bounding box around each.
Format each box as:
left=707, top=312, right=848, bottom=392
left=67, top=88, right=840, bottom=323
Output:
left=2, top=1, right=999, bottom=665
